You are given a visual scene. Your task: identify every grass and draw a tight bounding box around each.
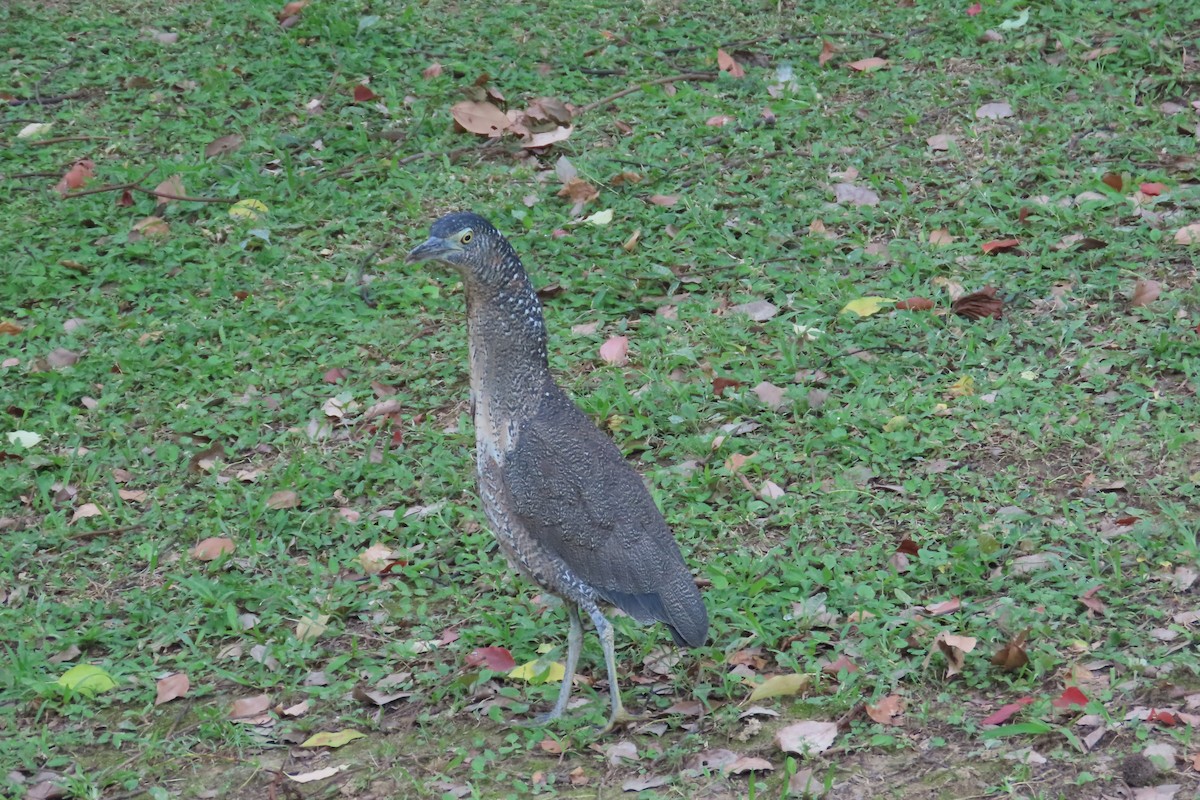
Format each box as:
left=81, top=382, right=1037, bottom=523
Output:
left=2, top=0, right=1199, bottom=797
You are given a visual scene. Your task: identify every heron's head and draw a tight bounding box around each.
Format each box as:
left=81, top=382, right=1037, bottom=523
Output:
left=405, top=212, right=516, bottom=282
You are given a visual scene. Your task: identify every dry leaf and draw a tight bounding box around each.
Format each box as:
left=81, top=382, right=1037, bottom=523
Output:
left=266, top=490, right=300, bottom=509
left=705, top=115, right=735, bottom=127
left=556, top=177, right=599, bottom=204
left=976, top=102, right=1013, bottom=119
left=716, top=48, right=745, bottom=77
left=775, top=721, right=838, bottom=755
left=1130, top=280, right=1161, bottom=307
left=1173, top=223, right=1200, bottom=244
left=193, top=537, right=235, bottom=560
left=991, top=629, right=1030, bottom=671
left=54, top=159, right=95, bottom=197
left=422, top=62, right=443, bottom=78
left=229, top=694, right=271, bottom=720
left=895, top=297, right=935, bottom=311
left=71, top=503, right=102, bottom=523
left=648, top=194, right=678, bottom=207
left=155, top=673, right=190, bottom=705
left=929, top=228, right=955, bottom=246
left=834, top=183, right=879, bottom=207
left=866, top=695, right=905, bottom=725
left=981, top=238, right=1019, bottom=254
left=927, top=134, right=955, bottom=151
left=730, top=300, right=778, bottom=322
left=847, top=57, right=888, bottom=71
left=599, top=336, right=629, bottom=366
left=205, top=134, right=244, bottom=157
left=818, top=40, right=836, bottom=66
left=450, top=101, right=510, bottom=136
left=753, top=381, right=785, bottom=409
left=952, top=287, right=1004, bottom=320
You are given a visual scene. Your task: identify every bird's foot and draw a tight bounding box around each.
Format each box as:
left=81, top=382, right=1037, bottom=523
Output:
left=517, top=709, right=563, bottom=728
left=599, top=706, right=644, bottom=734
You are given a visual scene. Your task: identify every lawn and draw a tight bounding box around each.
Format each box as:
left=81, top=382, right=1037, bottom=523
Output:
left=2, top=0, right=1199, bottom=798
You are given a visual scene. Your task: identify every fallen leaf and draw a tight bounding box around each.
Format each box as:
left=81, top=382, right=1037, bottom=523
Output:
left=981, top=697, right=1035, bottom=726
left=929, top=228, right=955, bottom=246
left=991, top=629, right=1031, bottom=671
left=952, top=287, right=1004, bottom=320
left=450, top=101, right=509, bottom=136
left=748, top=673, right=812, bottom=701
left=1174, top=223, right=1200, bottom=245
left=130, top=216, right=169, bottom=240
left=192, top=537, right=235, bottom=560
left=966, top=3, right=982, bottom=15
left=760, top=480, right=785, bottom=500
left=817, top=40, right=836, bottom=66
left=229, top=694, right=271, bottom=720
left=1130, top=280, right=1161, bottom=307
left=56, top=664, right=116, bottom=696
left=155, top=673, right=190, bottom=705
left=599, top=336, right=629, bottom=366
left=866, top=694, right=905, bottom=725
left=621, top=774, right=670, bottom=791
left=583, top=208, right=613, bottom=226
left=508, top=659, right=565, bottom=683
left=296, top=614, right=330, bottom=642
left=266, top=490, right=300, bottom=509
left=976, top=102, right=1013, bottom=119
left=753, top=381, right=785, bottom=409
left=841, top=297, right=896, bottom=317
left=927, top=632, right=976, bottom=678
left=422, top=62, right=443, bottom=78
left=71, top=503, right=102, bottom=523
left=54, top=159, right=95, bottom=196
left=716, top=49, right=745, bottom=78
left=286, top=766, right=349, bottom=784
left=153, top=174, right=185, bottom=204
left=927, top=134, right=955, bottom=151
left=352, top=84, right=377, bottom=102
left=229, top=199, right=268, bottom=220
left=606, top=740, right=638, bottom=765
left=648, top=194, right=678, bottom=207
left=724, top=756, right=774, bottom=775
left=1139, top=182, right=1167, bottom=196
left=925, top=598, right=961, bottom=616
left=834, top=183, right=879, bottom=207
left=847, top=57, right=888, bottom=72
left=981, top=238, right=1019, bottom=254
left=895, top=297, right=935, bottom=311
left=466, top=646, right=516, bottom=672
left=1052, top=686, right=1089, bottom=709
left=300, top=729, right=365, bottom=748
left=151, top=30, right=178, bottom=44
left=117, top=489, right=146, bottom=502
left=705, top=114, right=734, bottom=127
left=730, top=299, right=778, bottom=322
left=775, top=720, right=838, bottom=755
left=522, top=126, right=573, bottom=149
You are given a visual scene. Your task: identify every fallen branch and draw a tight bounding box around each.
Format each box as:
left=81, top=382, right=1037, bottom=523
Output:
left=62, top=170, right=237, bottom=203
left=29, top=135, right=110, bottom=147
left=578, top=72, right=717, bottom=114
left=5, top=88, right=93, bottom=106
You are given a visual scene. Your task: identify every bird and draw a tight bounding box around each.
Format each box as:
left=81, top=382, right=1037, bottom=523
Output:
left=406, top=212, right=708, bottom=730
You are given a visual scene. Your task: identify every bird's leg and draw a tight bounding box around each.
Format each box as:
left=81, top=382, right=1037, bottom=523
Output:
left=584, top=605, right=643, bottom=733
left=528, top=604, right=582, bottom=725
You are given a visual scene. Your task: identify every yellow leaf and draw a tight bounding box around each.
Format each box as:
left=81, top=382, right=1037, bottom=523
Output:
left=583, top=208, right=613, bottom=226
left=883, top=415, right=908, bottom=432
left=947, top=376, right=975, bottom=397
left=296, top=614, right=331, bottom=642
left=230, top=199, right=269, bottom=220
left=508, top=659, right=566, bottom=684
left=56, top=664, right=117, bottom=697
left=747, top=672, right=813, bottom=702
left=840, top=297, right=897, bottom=317
left=536, top=643, right=554, bottom=655
left=299, top=729, right=365, bottom=748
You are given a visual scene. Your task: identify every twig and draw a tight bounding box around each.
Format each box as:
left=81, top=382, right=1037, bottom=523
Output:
left=578, top=72, right=717, bottom=114
left=661, top=30, right=898, bottom=55
left=67, top=523, right=146, bottom=541
left=29, top=135, right=110, bottom=147
left=130, top=185, right=237, bottom=204
left=4, top=88, right=92, bottom=106
left=60, top=169, right=155, bottom=199
left=35, top=58, right=79, bottom=105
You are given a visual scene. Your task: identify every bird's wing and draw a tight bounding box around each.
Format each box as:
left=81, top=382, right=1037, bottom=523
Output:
left=503, top=389, right=707, bottom=646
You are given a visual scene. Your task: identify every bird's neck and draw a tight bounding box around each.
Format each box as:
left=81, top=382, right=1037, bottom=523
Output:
left=465, top=274, right=552, bottom=435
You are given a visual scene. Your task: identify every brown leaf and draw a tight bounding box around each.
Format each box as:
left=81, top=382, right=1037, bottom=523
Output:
left=1101, top=172, right=1124, bottom=191
left=817, top=40, right=836, bottom=66
left=716, top=48, right=745, bottom=78
left=538, top=738, right=562, bottom=754
left=229, top=693, right=271, bottom=720
left=70, top=503, right=102, bottom=523
left=599, top=336, right=629, bottom=366
left=352, top=84, right=378, bottom=102
left=1174, top=223, right=1200, bottom=245
left=712, top=376, right=742, bottom=397
left=705, top=114, right=734, bottom=127
left=991, top=629, right=1030, bottom=671
left=130, top=216, right=170, bottom=241
left=556, top=177, right=599, bottom=204
left=277, top=0, right=308, bottom=20
left=193, top=537, right=235, bottom=560
left=47, top=347, right=80, bottom=368
left=952, top=287, right=1004, bottom=320
left=422, top=62, right=443, bottom=78
left=521, top=126, right=572, bottom=149
left=54, top=158, right=95, bottom=197
left=724, top=757, right=773, bottom=776
left=752, top=381, right=785, bottom=410
left=834, top=183, right=879, bottom=207
left=981, top=238, right=1019, bottom=254
left=976, top=102, right=1013, bottom=119
left=609, top=170, right=642, bottom=186
left=895, top=297, right=935, bottom=311
left=866, top=694, right=905, bottom=725
left=928, top=632, right=976, bottom=678
left=450, top=100, right=509, bottom=135
left=204, top=134, right=243, bottom=157
left=821, top=654, right=859, bottom=675
left=925, top=598, right=961, bottom=616
left=847, top=57, right=888, bottom=71
left=730, top=299, right=778, bottom=322
left=775, top=721, right=838, bottom=755
left=648, top=194, right=678, bottom=207
left=323, top=367, right=349, bottom=383
left=153, top=174, right=185, bottom=203
left=155, top=673, right=190, bottom=705
left=1129, top=280, right=1161, bottom=307
left=266, top=490, right=300, bottom=509
left=1078, top=584, right=1107, bottom=616
left=117, top=489, right=147, bottom=502
left=928, top=228, right=955, bottom=246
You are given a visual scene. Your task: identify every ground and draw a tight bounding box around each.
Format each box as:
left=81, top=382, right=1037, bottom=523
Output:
left=1, top=0, right=1199, bottom=798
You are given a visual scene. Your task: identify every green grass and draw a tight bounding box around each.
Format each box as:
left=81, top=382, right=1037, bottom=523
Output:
left=2, top=0, right=1199, bottom=797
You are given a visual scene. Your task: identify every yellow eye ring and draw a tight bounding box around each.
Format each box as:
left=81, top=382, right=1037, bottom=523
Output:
left=460, top=230, right=473, bottom=244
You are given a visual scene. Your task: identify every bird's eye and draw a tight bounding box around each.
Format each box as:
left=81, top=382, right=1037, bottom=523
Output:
left=460, top=230, right=474, bottom=244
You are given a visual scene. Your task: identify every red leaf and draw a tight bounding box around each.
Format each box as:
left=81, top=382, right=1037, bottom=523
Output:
left=1147, top=708, right=1179, bottom=727
left=1051, top=686, right=1089, bottom=709
left=117, top=188, right=134, bottom=207
left=896, top=538, right=920, bottom=556
left=712, top=376, right=743, bottom=397
left=981, top=697, right=1034, bottom=726
left=847, top=57, right=888, bottom=72
left=54, top=158, right=96, bottom=197
left=895, top=297, right=935, bottom=311
left=966, top=3, right=982, bottom=15
left=323, top=368, right=349, bottom=384
left=981, top=238, right=1019, bottom=254
left=1017, top=206, right=1031, bottom=225
left=466, top=646, right=515, bottom=672
left=716, top=49, right=745, bottom=78
left=352, top=84, right=378, bottom=102
left=1139, top=182, right=1166, bottom=196
left=817, top=40, right=836, bottom=67
left=1078, top=584, right=1106, bottom=615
